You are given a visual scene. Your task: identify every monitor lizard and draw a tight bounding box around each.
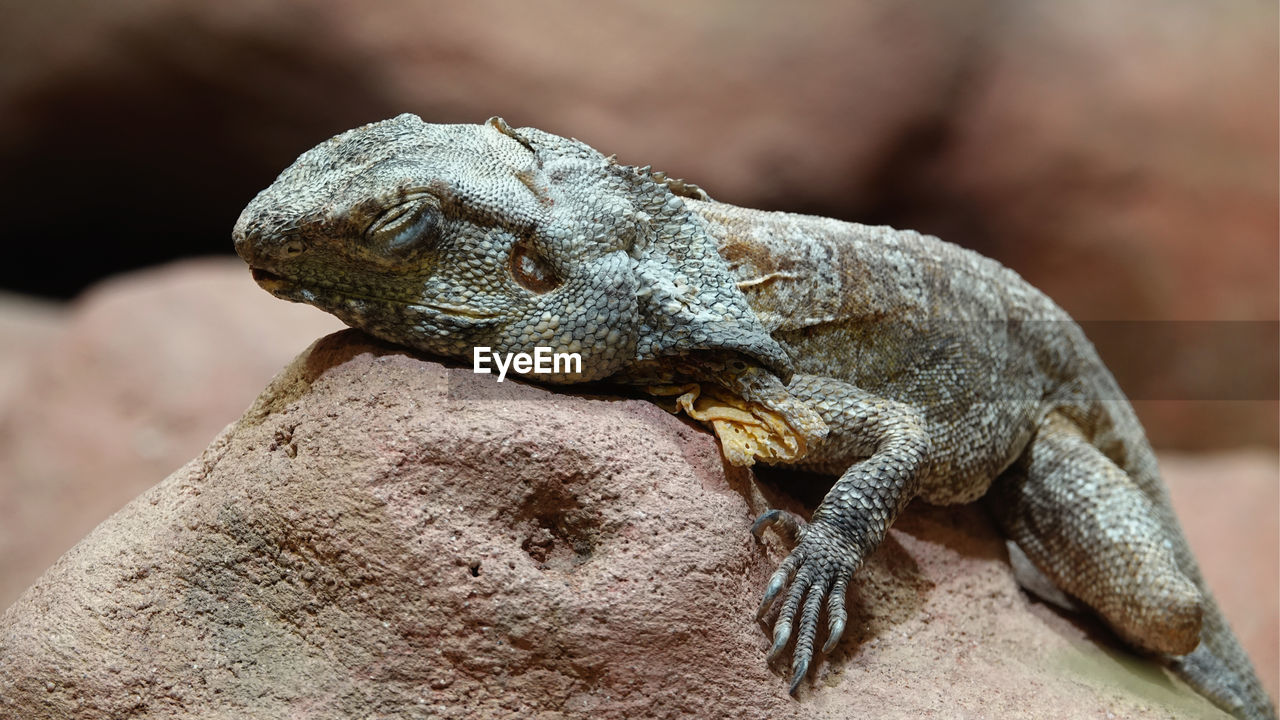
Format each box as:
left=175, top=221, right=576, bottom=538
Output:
left=233, top=114, right=1275, bottom=719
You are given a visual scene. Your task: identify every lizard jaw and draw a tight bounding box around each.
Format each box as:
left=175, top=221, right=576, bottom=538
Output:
left=249, top=266, right=503, bottom=330
left=250, top=267, right=287, bottom=291
left=249, top=267, right=311, bottom=304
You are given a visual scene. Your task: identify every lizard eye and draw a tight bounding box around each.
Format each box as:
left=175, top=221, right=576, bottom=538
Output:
left=510, top=237, right=561, bottom=294
left=366, top=194, right=441, bottom=255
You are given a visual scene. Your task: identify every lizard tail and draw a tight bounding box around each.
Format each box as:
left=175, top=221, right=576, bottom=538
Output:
left=1161, top=516, right=1277, bottom=720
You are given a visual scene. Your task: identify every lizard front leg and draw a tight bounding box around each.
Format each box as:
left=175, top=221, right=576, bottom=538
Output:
left=755, top=375, right=930, bottom=693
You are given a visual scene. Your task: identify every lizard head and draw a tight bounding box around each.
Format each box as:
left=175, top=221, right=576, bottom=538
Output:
left=234, top=114, right=792, bottom=383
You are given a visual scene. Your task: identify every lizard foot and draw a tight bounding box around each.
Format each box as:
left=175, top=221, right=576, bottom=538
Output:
left=753, top=513, right=857, bottom=695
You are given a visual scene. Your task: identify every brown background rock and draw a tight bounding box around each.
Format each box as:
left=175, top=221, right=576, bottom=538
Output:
left=0, top=333, right=1240, bottom=718
left=0, top=0, right=1274, bottom=447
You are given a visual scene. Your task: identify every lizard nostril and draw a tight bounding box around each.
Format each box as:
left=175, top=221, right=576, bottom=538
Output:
left=284, top=240, right=306, bottom=257
left=232, top=230, right=256, bottom=264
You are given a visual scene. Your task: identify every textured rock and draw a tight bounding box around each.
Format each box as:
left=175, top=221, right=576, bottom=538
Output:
left=0, top=332, right=1236, bottom=718
left=0, top=258, right=344, bottom=608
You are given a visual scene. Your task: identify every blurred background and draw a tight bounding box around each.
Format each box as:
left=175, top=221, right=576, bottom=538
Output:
left=0, top=0, right=1275, bottom=698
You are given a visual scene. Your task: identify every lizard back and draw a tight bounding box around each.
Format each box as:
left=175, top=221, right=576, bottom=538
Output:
left=688, top=198, right=1143, bottom=502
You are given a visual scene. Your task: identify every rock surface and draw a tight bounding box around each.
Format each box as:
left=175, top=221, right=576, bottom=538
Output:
left=0, top=331, right=1239, bottom=719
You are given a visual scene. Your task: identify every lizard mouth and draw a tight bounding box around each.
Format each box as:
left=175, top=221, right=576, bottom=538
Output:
left=249, top=266, right=502, bottom=325
left=250, top=267, right=310, bottom=303
left=250, top=267, right=288, bottom=290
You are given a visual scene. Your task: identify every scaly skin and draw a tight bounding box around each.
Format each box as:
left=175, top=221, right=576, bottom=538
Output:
left=233, top=114, right=1275, bottom=719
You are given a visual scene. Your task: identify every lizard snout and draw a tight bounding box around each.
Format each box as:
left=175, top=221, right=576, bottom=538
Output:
left=232, top=219, right=307, bottom=270
left=231, top=210, right=264, bottom=265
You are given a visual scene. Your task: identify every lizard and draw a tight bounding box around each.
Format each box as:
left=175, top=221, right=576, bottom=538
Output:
left=232, top=114, right=1276, bottom=720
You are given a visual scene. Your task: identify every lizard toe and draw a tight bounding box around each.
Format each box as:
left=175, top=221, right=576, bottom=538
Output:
left=822, top=575, right=849, bottom=654
left=789, top=574, right=830, bottom=692
left=767, top=618, right=793, bottom=661
left=757, top=551, right=803, bottom=619
left=767, top=567, right=812, bottom=660
left=752, top=508, right=808, bottom=544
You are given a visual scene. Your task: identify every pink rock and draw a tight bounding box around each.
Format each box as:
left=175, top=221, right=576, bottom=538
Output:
left=0, top=292, right=64, bottom=411
left=0, top=259, right=344, bottom=608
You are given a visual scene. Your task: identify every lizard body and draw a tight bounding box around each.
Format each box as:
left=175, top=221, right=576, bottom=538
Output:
left=233, top=115, right=1274, bottom=719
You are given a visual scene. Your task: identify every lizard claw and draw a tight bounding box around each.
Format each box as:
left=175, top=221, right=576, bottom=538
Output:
left=768, top=617, right=792, bottom=661
left=789, top=655, right=810, bottom=696
left=822, top=575, right=849, bottom=654
left=822, top=613, right=846, bottom=654
left=751, top=508, right=806, bottom=543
